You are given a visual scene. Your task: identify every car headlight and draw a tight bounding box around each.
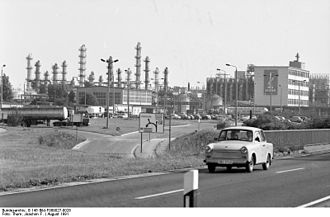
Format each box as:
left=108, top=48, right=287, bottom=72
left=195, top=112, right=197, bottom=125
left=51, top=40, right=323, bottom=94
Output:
left=205, top=146, right=213, bottom=153
left=240, top=146, right=248, bottom=154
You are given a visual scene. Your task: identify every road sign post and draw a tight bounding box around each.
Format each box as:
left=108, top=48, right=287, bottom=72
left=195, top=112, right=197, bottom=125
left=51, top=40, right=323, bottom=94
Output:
left=183, top=170, right=198, bottom=207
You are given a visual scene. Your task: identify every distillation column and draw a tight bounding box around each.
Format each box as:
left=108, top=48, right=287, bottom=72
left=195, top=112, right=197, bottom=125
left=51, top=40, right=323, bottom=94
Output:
left=154, top=67, right=160, bottom=92
left=52, top=63, right=59, bottom=84
left=144, top=56, right=150, bottom=90
left=61, top=61, right=67, bottom=85
left=117, top=68, right=122, bottom=88
left=78, top=44, right=87, bottom=87
left=26, top=54, right=33, bottom=90
left=135, top=42, right=141, bottom=89
left=35, top=60, right=41, bottom=92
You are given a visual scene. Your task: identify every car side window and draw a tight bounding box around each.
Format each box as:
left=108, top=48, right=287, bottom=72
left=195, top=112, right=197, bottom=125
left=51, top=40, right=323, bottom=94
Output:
left=255, top=132, right=261, bottom=142
left=259, top=131, right=266, bottom=142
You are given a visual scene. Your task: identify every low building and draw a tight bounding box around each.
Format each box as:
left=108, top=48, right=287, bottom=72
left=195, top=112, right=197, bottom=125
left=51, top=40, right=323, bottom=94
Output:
left=76, top=86, right=153, bottom=107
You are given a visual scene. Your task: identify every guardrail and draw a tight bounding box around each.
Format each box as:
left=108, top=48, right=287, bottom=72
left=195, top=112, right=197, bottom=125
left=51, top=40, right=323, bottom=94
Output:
left=264, top=129, right=330, bottom=148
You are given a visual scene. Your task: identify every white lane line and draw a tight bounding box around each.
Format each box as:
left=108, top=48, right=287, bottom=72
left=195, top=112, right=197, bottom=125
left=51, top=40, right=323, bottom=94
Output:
left=297, top=195, right=330, bottom=208
left=276, top=168, right=305, bottom=174
left=135, top=189, right=183, bottom=200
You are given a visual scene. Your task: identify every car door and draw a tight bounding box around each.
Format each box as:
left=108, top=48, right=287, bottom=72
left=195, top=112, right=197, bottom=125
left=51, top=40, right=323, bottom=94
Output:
left=259, top=130, right=268, bottom=162
left=254, top=131, right=264, bottom=164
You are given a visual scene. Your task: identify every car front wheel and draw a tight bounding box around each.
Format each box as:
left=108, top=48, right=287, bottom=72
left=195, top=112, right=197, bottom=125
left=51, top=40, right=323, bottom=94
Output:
left=246, top=156, right=255, bottom=173
left=262, top=154, right=271, bottom=170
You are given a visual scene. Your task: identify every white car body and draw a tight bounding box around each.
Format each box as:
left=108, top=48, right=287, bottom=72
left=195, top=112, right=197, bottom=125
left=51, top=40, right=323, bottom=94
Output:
left=204, top=126, right=273, bottom=173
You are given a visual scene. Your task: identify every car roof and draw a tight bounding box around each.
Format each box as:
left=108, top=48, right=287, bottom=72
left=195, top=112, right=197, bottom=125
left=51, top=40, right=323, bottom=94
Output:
left=222, top=126, right=262, bottom=132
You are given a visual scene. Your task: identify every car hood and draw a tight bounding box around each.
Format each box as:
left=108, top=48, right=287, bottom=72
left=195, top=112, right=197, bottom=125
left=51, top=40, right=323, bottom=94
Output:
left=208, top=141, right=251, bottom=151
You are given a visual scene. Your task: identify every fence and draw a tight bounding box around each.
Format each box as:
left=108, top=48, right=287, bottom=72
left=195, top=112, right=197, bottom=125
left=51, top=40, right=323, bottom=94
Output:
left=264, top=129, right=330, bottom=148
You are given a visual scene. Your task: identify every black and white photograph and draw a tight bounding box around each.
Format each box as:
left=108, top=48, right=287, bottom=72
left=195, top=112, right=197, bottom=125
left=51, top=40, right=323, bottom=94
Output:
left=0, top=0, right=330, bottom=214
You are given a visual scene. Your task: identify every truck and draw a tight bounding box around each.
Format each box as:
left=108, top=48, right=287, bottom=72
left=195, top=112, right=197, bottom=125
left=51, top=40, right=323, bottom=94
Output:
left=0, top=106, right=69, bottom=127
left=53, top=109, right=89, bottom=127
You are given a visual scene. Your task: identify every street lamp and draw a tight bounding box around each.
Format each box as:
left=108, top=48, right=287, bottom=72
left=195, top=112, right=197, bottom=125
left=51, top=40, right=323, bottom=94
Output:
left=101, top=57, right=119, bottom=129
left=216, top=68, right=229, bottom=114
left=225, top=63, right=238, bottom=126
left=1, top=64, right=6, bottom=108
left=279, top=84, right=283, bottom=112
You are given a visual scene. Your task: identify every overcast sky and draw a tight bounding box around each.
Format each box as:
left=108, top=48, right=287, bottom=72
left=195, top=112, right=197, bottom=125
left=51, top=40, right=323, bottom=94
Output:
left=1, top=0, right=330, bottom=89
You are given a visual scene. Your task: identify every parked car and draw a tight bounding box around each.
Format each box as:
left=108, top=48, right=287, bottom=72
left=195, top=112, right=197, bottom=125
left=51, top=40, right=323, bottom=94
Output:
left=204, top=126, right=273, bottom=173
left=194, top=114, right=202, bottom=120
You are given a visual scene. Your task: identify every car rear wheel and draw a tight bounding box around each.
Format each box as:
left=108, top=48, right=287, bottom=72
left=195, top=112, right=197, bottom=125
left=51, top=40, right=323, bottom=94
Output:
left=246, top=155, right=255, bottom=173
left=208, top=164, right=216, bottom=173
left=262, top=154, right=271, bottom=170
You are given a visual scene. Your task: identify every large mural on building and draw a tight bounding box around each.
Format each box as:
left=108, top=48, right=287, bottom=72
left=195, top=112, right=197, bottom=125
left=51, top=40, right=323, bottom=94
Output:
left=264, top=70, right=278, bottom=95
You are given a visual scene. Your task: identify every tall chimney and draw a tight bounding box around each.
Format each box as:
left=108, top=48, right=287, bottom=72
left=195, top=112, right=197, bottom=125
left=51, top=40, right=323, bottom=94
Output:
left=117, top=68, right=122, bottom=88
left=78, top=44, right=87, bottom=87
left=135, top=42, right=142, bottom=89
left=35, top=60, right=41, bottom=92
left=154, top=67, right=160, bottom=92
left=164, top=67, right=169, bottom=92
left=144, top=56, right=150, bottom=90
left=61, top=61, right=67, bottom=84
left=26, top=54, right=33, bottom=90
left=52, top=63, right=59, bottom=84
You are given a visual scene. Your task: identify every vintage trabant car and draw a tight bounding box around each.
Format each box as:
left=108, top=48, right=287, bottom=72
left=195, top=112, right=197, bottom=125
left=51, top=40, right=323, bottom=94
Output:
left=204, top=126, right=273, bottom=173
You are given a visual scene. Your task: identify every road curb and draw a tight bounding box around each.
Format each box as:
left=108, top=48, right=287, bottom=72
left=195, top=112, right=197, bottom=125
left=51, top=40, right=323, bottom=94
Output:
left=71, top=139, right=90, bottom=150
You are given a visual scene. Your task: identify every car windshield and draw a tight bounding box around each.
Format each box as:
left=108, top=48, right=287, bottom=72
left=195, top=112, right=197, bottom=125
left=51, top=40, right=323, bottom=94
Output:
left=218, top=129, right=253, bottom=142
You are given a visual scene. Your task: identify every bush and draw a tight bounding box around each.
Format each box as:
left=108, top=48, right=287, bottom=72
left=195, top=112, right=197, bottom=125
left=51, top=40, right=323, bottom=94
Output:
left=7, top=109, right=23, bottom=126
left=38, top=131, right=85, bottom=149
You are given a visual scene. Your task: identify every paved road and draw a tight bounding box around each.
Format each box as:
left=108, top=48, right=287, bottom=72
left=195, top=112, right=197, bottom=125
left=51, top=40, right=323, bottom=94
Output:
left=73, top=121, right=216, bottom=157
left=1, top=152, right=330, bottom=207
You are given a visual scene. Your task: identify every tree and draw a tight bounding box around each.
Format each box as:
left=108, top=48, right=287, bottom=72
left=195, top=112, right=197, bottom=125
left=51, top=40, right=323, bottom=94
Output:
left=68, top=90, right=76, bottom=105
left=47, top=84, right=69, bottom=105
left=79, top=93, right=98, bottom=106
left=1, top=73, right=13, bottom=102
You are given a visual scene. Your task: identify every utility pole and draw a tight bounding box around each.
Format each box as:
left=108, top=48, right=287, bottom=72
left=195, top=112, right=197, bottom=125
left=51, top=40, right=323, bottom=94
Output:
left=101, top=57, right=118, bottom=129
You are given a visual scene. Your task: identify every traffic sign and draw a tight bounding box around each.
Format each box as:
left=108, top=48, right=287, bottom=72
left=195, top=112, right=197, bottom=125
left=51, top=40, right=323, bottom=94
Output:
left=139, top=113, right=164, bottom=133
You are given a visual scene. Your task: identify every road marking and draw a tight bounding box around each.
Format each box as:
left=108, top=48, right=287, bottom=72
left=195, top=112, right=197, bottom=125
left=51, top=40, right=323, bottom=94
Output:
left=276, top=168, right=304, bottom=174
left=297, top=195, right=330, bottom=207
left=135, top=189, right=183, bottom=200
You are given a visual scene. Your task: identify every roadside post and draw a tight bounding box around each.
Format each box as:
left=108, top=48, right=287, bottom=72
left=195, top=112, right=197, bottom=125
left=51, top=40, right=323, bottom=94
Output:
left=140, top=132, right=143, bottom=153
left=183, top=170, right=198, bottom=207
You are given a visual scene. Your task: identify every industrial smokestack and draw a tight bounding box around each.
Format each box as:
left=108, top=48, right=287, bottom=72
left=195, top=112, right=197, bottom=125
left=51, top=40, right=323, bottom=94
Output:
left=52, top=63, right=59, bottom=84
left=144, top=56, right=150, bottom=90
left=78, top=44, right=87, bottom=87
left=154, top=67, right=160, bottom=92
left=135, top=42, right=141, bottom=89
left=35, top=60, right=41, bottom=92
left=164, top=67, right=169, bottom=92
left=26, top=54, right=33, bottom=90
left=117, top=68, right=122, bottom=88
left=61, top=61, right=67, bottom=84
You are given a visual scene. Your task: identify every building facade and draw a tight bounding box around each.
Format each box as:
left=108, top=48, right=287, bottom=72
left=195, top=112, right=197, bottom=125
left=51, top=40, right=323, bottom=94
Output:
left=77, top=86, right=153, bottom=107
left=254, top=55, right=309, bottom=110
